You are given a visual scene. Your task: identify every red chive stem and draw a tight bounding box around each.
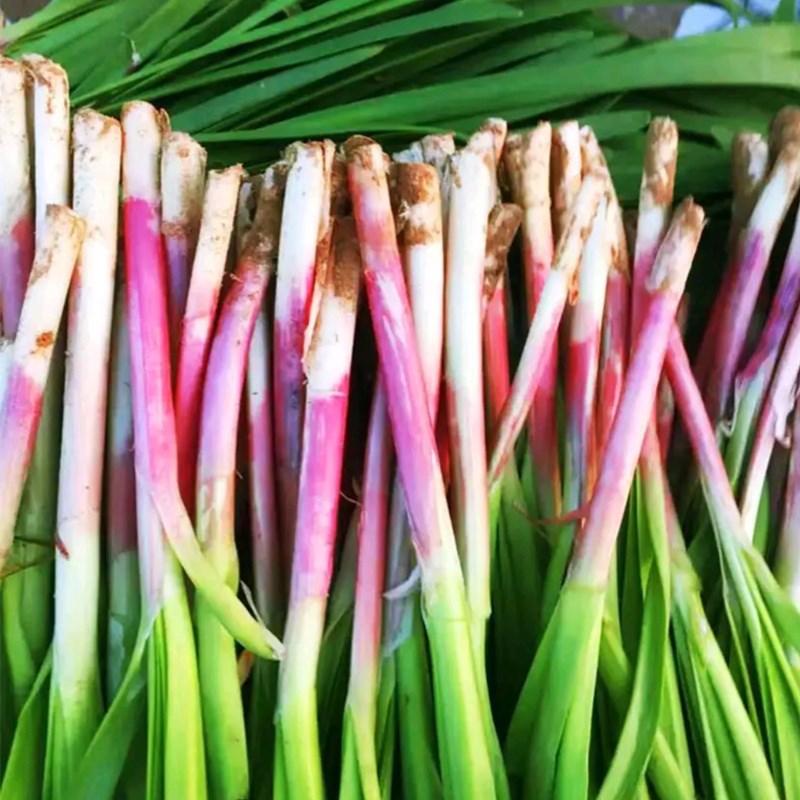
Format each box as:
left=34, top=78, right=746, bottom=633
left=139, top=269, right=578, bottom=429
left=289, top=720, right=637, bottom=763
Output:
left=272, top=142, right=330, bottom=575
left=0, top=205, right=84, bottom=569
left=488, top=171, right=605, bottom=488
left=347, top=137, right=496, bottom=798
left=0, top=58, right=34, bottom=338
left=571, top=199, right=704, bottom=585
left=275, top=217, right=361, bottom=799
left=174, top=164, right=243, bottom=516
left=121, top=101, right=281, bottom=659
left=160, top=132, right=206, bottom=368
left=503, top=123, right=561, bottom=517
left=702, top=109, right=800, bottom=421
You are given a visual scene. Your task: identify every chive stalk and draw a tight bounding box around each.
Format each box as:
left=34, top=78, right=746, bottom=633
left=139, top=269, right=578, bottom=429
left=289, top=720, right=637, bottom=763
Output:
left=379, top=160, right=444, bottom=800
left=0, top=205, right=83, bottom=571
left=2, top=58, right=71, bottom=752
left=701, top=109, right=800, bottom=422
left=121, top=100, right=281, bottom=657
left=105, top=280, right=139, bottom=700
left=46, top=109, right=121, bottom=799
left=195, top=164, right=284, bottom=799
left=274, top=217, right=360, bottom=800
left=347, top=137, right=496, bottom=799
left=444, top=123, right=500, bottom=671
left=506, top=199, right=704, bottom=798
left=488, top=171, right=605, bottom=487
left=503, top=123, right=562, bottom=518
left=340, top=381, right=392, bottom=800
left=175, top=164, right=243, bottom=516
left=272, top=142, right=330, bottom=572
left=160, top=132, right=206, bottom=367
left=0, top=58, right=34, bottom=337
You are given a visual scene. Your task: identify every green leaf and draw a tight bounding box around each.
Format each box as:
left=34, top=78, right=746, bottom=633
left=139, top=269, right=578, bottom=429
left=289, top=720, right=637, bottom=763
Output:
left=171, top=45, right=385, bottom=131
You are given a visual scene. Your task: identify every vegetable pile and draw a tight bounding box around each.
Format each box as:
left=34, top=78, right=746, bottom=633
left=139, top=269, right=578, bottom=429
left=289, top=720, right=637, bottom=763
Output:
left=2, top=48, right=800, bottom=800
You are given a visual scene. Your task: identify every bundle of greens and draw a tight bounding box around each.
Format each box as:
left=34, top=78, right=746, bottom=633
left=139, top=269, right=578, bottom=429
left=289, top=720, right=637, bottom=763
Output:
left=4, top=31, right=800, bottom=800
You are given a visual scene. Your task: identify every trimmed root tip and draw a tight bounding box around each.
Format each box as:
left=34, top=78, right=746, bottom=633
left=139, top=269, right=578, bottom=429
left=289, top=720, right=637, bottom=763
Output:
left=646, top=197, right=705, bottom=293
left=73, top=107, right=121, bottom=144
left=331, top=216, right=362, bottom=303
left=503, top=123, right=551, bottom=209
left=162, top=130, right=208, bottom=166
left=484, top=203, right=522, bottom=300
left=21, top=53, right=68, bottom=88
left=343, top=136, right=385, bottom=173
left=395, top=162, right=441, bottom=245
left=642, top=116, right=678, bottom=208
left=242, top=162, right=287, bottom=263
left=770, top=106, right=800, bottom=155
left=731, top=132, right=769, bottom=194
left=122, top=101, right=169, bottom=136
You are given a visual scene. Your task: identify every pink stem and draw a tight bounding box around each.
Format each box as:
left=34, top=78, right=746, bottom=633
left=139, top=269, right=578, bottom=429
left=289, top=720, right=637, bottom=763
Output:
left=121, top=102, right=280, bottom=658
left=504, top=124, right=561, bottom=517
left=0, top=58, right=34, bottom=339
left=572, top=199, right=704, bottom=585
left=488, top=172, right=605, bottom=487
left=664, top=329, right=747, bottom=543
left=483, top=279, right=510, bottom=430
left=272, top=143, right=330, bottom=573
left=0, top=206, right=84, bottom=566
left=597, top=267, right=629, bottom=459
left=702, top=119, right=800, bottom=421
left=174, top=166, right=242, bottom=516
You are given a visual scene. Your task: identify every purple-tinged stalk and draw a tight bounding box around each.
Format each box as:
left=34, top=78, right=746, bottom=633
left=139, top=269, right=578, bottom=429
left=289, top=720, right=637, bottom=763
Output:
left=160, top=132, right=206, bottom=366
left=274, top=218, right=360, bottom=800
left=122, top=103, right=207, bottom=800
left=105, top=280, right=139, bottom=700
left=503, top=124, right=561, bottom=519
left=540, top=133, right=611, bottom=631
left=778, top=394, right=800, bottom=607
left=506, top=200, right=704, bottom=797
left=195, top=164, right=285, bottom=800
left=444, top=124, right=501, bottom=667
left=0, top=206, right=84, bottom=572
left=665, top=329, right=800, bottom=797
left=693, top=133, right=769, bottom=392
left=348, top=137, right=496, bottom=799
left=722, top=194, right=800, bottom=495
left=121, top=100, right=281, bottom=656
left=174, top=165, right=243, bottom=517
left=620, top=127, right=695, bottom=793
left=239, top=176, right=287, bottom=792
left=657, top=297, right=688, bottom=461
left=272, top=142, right=329, bottom=574
left=738, top=297, right=800, bottom=542
left=0, top=211, right=82, bottom=800
left=488, top=172, right=605, bottom=488
left=701, top=108, right=800, bottom=422
left=380, top=161, right=444, bottom=800
left=340, top=382, right=393, bottom=800
left=442, top=120, right=510, bottom=800
left=46, top=110, right=121, bottom=799
left=3, top=54, right=71, bottom=720
left=563, top=127, right=612, bottom=507
left=482, top=205, right=522, bottom=427
left=0, top=58, right=34, bottom=337
left=596, top=206, right=630, bottom=459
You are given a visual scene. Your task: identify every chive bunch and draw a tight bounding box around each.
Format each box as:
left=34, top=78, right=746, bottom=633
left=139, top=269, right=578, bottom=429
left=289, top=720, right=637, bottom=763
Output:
left=3, top=51, right=800, bottom=800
